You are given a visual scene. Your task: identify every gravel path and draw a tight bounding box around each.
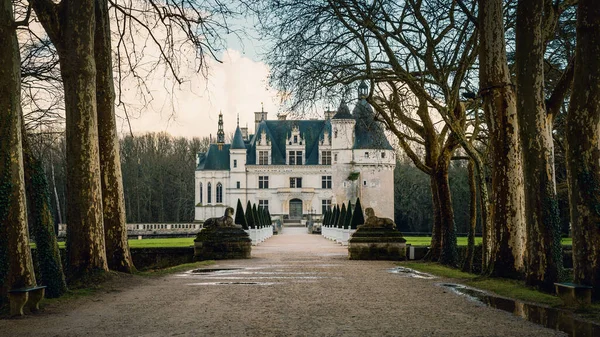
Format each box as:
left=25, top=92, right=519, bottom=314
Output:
left=1, top=227, right=565, bottom=336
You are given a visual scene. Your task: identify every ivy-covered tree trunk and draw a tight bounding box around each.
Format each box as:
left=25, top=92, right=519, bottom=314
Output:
left=566, top=0, right=600, bottom=300
left=21, top=129, right=68, bottom=298
left=32, top=0, right=109, bottom=281
left=0, top=0, right=37, bottom=296
left=95, top=0, right=134, bottom=273
left=479, top=0, right=526, bottom=278
left=516, top=0, right=563, bottom=292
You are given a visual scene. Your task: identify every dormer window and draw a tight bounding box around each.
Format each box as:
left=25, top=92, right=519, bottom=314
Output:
left=289, top=151, right=303, bottom=165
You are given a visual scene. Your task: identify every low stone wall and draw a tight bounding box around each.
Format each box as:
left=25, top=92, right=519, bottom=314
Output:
left=31, top=247, right=195, bottom=272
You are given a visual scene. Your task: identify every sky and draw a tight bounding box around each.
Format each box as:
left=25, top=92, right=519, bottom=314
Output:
left=114, top=12, right=283, bottom=139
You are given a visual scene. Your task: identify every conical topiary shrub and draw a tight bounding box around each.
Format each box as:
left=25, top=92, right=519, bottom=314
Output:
left=245, top=200, right=255, bottom=229
left=338, top=203, right=346, bottom=228
left=235, top=199, right=248, bottom=230
left=344, top=201, right=353, bottom=229
left=351, top=198, right=365, bottom=229
left=252, top=204, right=259, bottom=228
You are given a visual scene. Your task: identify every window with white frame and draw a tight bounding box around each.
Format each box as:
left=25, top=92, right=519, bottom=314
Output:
left=259, top=199, right=269, bottom=211
left=258, top=151, right=269, bottom=165
left=216, top=183, right=223, bottom=203
left=322, top=150, right=332, bottom=165
left=321, top=176, right=332, bottom=189
left=259, top=176, right=269, bottom=189
left=207, top=182, right=212, bottom=203
left=288, top=151, right=303, bottom=165
left=321, top=199, right=332, bottom=214
left=233, top=159, right=237, bottom=168
left=236, top=181, right=240, bottom=189
left=199, top=182, right=203, bottom=204
left=290, top=177, right=302, bottom=188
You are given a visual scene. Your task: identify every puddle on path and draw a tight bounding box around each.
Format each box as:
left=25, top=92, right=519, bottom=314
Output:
left=188, top=282, right=276, bottom=286
left=191, top=268, right=241, bottom=274
left=387, top=266, right=436, bottom=279
left=439, top=283, right=600, bottom=337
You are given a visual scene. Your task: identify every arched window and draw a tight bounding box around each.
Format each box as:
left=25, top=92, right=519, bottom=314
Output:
left=207, top=182, right=212, bottom=204
left=199, top=182, right=203, bottom=204
left=216, top=183, right=223, bottom=203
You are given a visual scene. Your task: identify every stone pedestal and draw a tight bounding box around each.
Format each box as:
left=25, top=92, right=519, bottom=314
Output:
left=348, top=227, right=407, bottom=260
left=194, top=227, right=251, bottom=260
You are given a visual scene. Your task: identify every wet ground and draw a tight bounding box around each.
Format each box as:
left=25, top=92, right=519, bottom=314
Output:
left=0, top=227, right=569, bottom=336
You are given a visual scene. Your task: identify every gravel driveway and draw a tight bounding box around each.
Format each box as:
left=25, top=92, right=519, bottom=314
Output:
left=0, top=227, right=565, bottom=336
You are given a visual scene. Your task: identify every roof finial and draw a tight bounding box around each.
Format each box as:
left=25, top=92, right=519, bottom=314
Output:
left=237, top=113, right=239, bottom=127
left=261, top=102, right=264, bottom=112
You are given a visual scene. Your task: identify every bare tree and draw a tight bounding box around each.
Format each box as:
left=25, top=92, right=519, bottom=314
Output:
left=0, top=0, right=37, bottom=297
left=566, top=0, right=600, bottom=299
left=258, top=0, right=479, bottom=265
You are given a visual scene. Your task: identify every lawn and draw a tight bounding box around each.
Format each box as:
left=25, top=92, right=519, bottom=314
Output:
left=49, top=236, right=572, bottom=249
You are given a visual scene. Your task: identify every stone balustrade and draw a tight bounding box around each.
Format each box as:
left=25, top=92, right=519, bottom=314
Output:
left=244, top=226, right=274, bottom=246
left=322, top=225, right=355, bottom=246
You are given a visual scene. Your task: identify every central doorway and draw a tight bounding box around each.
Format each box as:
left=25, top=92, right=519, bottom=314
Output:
left=289, top=199, right=303, bottom=219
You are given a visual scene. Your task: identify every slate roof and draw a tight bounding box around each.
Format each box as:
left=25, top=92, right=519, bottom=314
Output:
left=231, top=126, right=246, bottom=149
left=352, top=99, right=394, bottom=150
left=332, top=102, right=353, bottom=119
left=197, top=144, right=231, bottom=170
left=197, top=99, right=392, bottom=171
left=246, top=120, right=331, bottom=165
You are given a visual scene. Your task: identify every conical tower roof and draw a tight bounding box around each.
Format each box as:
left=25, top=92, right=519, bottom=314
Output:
left=231, top=126, right=246, bottom=149
left=332, top=102, right=354, bottom=120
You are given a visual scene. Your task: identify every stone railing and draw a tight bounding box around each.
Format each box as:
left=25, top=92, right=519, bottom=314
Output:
left=57, top=223, right=202, bottom=238
left=244, top=226, right=274, bottom=246
left=321, top=225, right=356, bottom=246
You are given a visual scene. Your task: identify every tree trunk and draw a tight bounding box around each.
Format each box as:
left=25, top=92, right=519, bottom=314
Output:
left=479, top=0, right=526, bottom=278
left=32, top=0, right=109, bottom=281
left=428, top=176, right=442, bottom=261
left=462, top=160, right=477, bottom=273
left=566, top=0, right=600, bottom=300
left=0, top=0, right=37, bottom=296
left=516, top=0, right=563, bottom=292
left=21, top=129, right=68, bottom=298
left=435, top=155, right=458, bottom=266
left=95, top=0, right=135, bottom=273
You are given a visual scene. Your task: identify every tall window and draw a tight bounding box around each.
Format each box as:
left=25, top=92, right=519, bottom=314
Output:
left=207, top=182, right=212, bottom=204
left=236, top=181, right=240, bottom=189
left=322, top=151, right=332, bottom=165
left=289, top=151, right=303, bottom=165
left=321, top=176, right=332, bottom=189
left=233, top=159, right=237, bottom=168
left=259, top=176, right=269, bottom=189
left=199, top=182, right=203, bottom=204
left=259, top=199, right=269, bottom=211
left=216, top=183, right=223, bottom=203
left=334, top=153, right=338, bottom=162
left=321, top=199, right=332, bottom=214
left=258, top=151, right=269, bottom=165
left=290, top=177, right=302, bottom=188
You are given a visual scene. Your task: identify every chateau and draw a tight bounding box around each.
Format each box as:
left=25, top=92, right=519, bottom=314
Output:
left=194, top=82, right=396, bottom=222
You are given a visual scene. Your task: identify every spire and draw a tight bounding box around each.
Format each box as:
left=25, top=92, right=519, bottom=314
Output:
left=217, top=111, right=225, bottom=144
left=237, top=113, right=240, bottom=127
left=358, top=80, right=369, bottom=99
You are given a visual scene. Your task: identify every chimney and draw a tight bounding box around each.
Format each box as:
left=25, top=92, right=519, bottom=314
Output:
left=240, top=127, right=248, bottom=140
left=254, top=103, right=268, bottom=133
left=277, top=113, right=287, bottom=120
